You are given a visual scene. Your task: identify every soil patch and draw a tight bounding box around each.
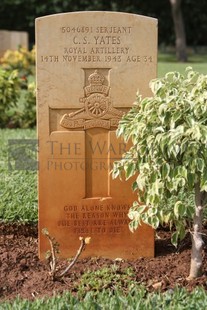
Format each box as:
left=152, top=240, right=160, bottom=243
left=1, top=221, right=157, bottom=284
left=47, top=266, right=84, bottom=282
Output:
left=0, top=223, right=207, bottom=301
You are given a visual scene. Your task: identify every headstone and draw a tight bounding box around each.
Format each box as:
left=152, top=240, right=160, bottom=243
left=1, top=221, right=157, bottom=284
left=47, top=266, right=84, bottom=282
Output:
left=0, top=31, right=10, bottom=56
left=9, top=31, right=28, bottom=50
left=36, top=12, right=157, bottom=259
left=0, top=30, right=28, bottom=57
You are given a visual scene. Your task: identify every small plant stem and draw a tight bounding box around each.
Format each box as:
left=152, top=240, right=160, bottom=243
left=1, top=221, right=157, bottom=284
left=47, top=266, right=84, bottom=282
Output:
left=42, top=229, right=90, bottom=281
left=47, top=234, right=57, bottom=279
left=56, top=238, right=86, bottom=279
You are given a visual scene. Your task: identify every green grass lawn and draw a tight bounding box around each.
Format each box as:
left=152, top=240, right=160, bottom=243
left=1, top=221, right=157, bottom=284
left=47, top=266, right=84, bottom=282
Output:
left=1, top=286, right=207, bottom=309
left=0, top=128, right=38, bottom=223
left=158, top=51, right=207, bottom=76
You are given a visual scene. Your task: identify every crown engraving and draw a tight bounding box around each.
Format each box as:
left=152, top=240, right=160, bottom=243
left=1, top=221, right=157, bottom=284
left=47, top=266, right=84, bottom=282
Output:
left=84, top=70, right=110, bottom=97
left=88, top=70, right=105, bottom=85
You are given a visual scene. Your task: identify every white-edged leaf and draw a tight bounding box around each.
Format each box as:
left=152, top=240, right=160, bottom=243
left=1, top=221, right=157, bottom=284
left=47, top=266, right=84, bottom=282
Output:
left=174, top=201, right=185, bottom=218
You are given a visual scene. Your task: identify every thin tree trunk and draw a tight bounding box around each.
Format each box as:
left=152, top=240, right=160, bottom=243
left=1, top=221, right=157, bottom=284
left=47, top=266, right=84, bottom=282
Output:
left=170, top=0, right=188, bottom=62
left=188, top=182, right=204, bottom=278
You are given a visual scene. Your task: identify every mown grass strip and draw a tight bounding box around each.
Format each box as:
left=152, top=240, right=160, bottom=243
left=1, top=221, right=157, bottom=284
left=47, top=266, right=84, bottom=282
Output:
left=1, top=286, right=207, bottom=310
left=158, top=52, right=207, bottom=76
left=0, top=129, right=38, bottom=223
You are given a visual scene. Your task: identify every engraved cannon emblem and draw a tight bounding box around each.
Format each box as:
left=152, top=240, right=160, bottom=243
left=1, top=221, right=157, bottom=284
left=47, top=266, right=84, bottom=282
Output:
left=60, top=69, right=124, bottom=130
left=85, top=94, right=109, bottom=118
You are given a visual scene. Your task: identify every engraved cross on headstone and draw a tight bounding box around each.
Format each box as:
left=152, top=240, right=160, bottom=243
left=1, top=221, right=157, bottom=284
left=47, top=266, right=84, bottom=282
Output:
left=50, top=68, right=127, bottom=198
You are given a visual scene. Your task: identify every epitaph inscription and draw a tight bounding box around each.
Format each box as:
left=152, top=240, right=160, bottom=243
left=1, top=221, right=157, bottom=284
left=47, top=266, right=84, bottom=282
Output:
left=59, top=203, right=130, bottom=235
left=36, top=12, right=157, bottom=259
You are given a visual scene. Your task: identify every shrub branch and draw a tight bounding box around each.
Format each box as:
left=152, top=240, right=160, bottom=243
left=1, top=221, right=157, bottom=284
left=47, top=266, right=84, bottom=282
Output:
left=42, top=228, right=90, bottom=281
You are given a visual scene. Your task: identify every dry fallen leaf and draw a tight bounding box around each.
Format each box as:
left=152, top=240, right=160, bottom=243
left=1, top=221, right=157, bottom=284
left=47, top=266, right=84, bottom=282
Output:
left=85, top=237, right=91, bottom=244
left=152, top=281, right=163, bottom=290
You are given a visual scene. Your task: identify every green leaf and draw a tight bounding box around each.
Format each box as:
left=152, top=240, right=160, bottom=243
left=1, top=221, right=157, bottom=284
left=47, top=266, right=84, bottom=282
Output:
left=151, top=216, right=160, bottom=229
left=161, top=163, right=170, bottom=178
left=136, top=174, right=146, bottom=191
left=125, top=162, right=136, bottom=180
left=176, top=223, right=186, bottom=241
left=196, top=158, right=204, bottom=172
left=178, top=166, right=188, bottom=179
left=200, top=169, right=207, bottom=191
left=138, top=205, right=147, bottom=214
left=187, top=173, right=195, bottom=188
left=129, top=220, right=139, bottom=233
left=171, top=231, right=179, bottom=247
left=174, top=201, right=186, bottom=218
left=132, top=181, right=138, bottom=191
left=163, top=212, right=172, bottom=223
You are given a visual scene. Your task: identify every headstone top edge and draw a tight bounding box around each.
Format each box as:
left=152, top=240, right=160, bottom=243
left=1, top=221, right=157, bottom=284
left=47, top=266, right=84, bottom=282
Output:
left=35, top=11, right=158, bottom=23
left=0, top=29, right=28, bottom=33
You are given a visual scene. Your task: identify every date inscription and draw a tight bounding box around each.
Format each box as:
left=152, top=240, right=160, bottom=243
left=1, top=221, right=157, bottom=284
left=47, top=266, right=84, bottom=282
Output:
left=40, top=24, right=154, bottom=64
